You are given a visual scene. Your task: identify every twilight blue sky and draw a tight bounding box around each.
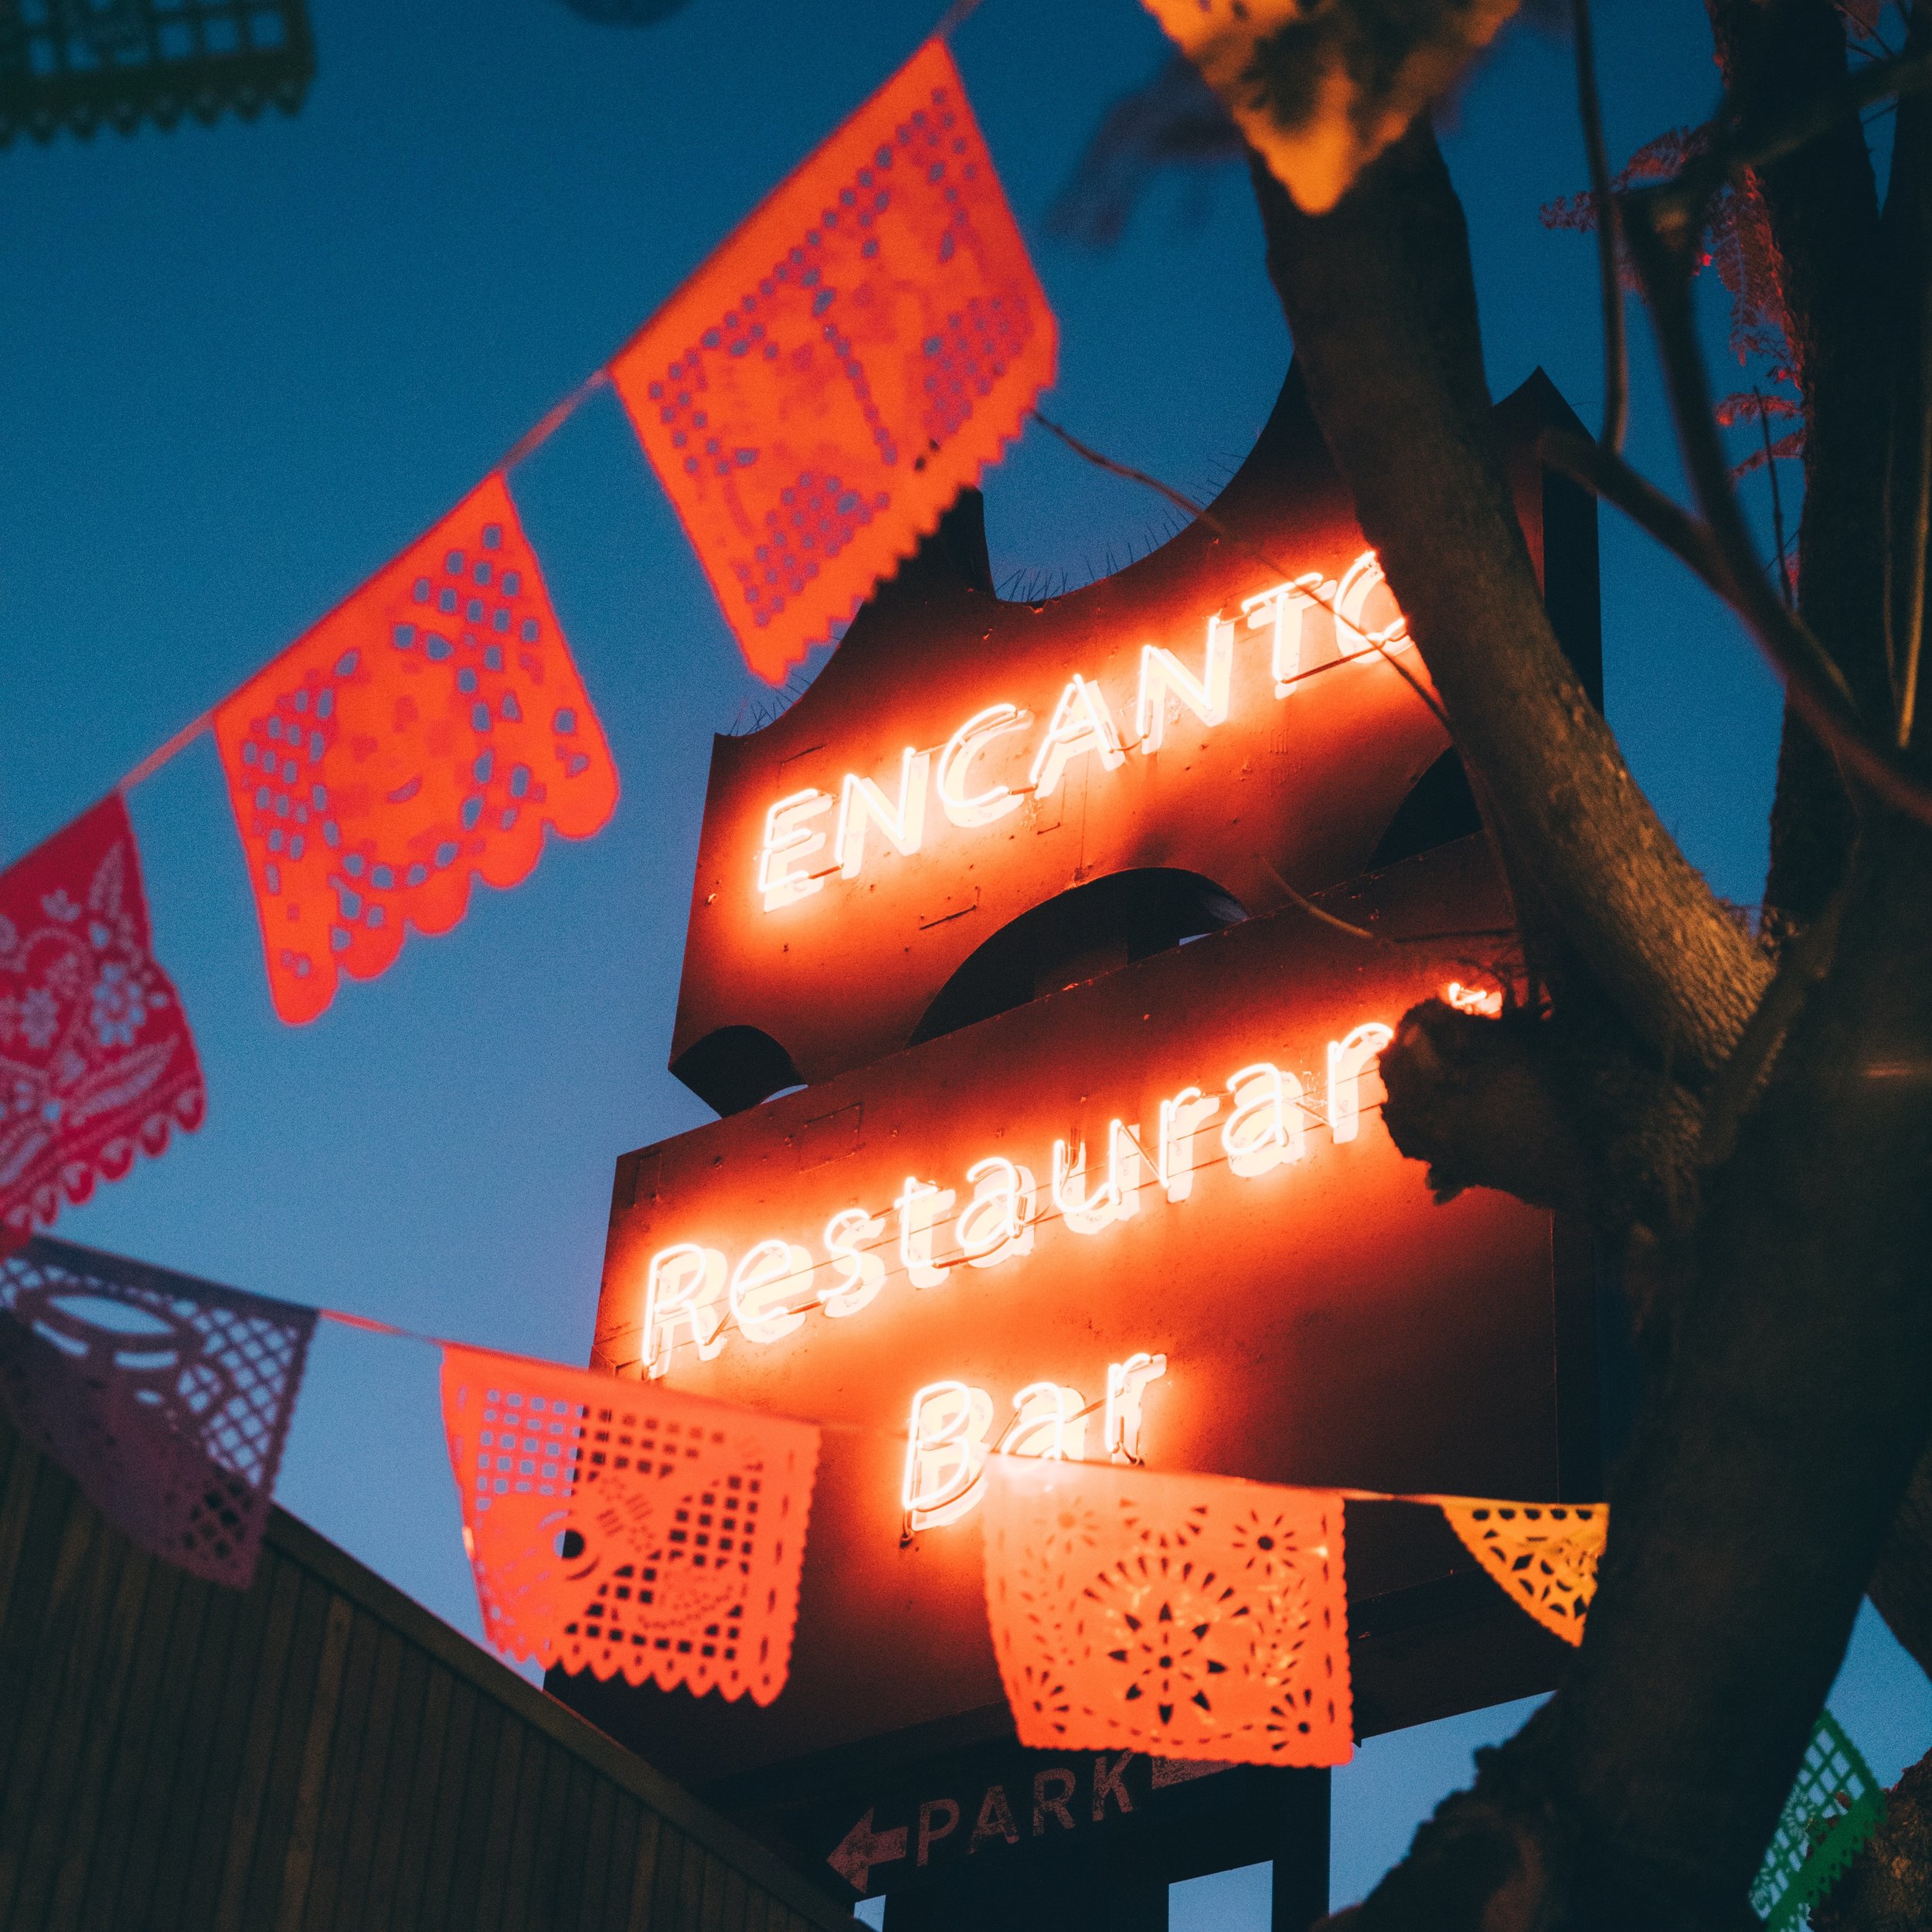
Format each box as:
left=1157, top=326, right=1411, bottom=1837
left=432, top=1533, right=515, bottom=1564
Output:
left=2, top=0, right=1926, bottom=1913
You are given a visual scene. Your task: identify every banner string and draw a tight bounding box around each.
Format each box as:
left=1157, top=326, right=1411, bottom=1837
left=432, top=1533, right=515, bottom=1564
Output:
left=313, top=1306, right=1603, bottom=1507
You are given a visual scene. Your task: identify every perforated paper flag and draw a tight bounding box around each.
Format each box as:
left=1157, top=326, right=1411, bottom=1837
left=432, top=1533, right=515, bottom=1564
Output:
left=1750, top=1710, right=1886, bottom=1930
left=983, top=1457, right=1352, bottom=1767
left=213, top=473, right=619, bottom=1025
left=611, top=38, right=1056, bottom=685
left=1142, top=0, right=1520, bottom=215
left=0, top=1237, right=315, bottom=1587
left=1437, top=1498, right=1606, bottom=1646
left=441, top=1348, right=820, bottom=1705
left=0, top=796, right=206, bottom=1251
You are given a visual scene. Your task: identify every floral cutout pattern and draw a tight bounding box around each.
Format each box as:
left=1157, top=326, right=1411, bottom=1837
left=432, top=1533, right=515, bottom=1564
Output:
left=611, top=38, right=1056, bottom=685
left=0, top=1236, right=315, bottom=1587
left=983, top=1458, right=1352, bottom=1767
left=0, top=796, right=206, bottom=1250
left=213, top=473, right=619, bottom=1025
left=440, top=1349, right=820, bottom=1706
left=1435, top=1498, right=1607, bottom=1646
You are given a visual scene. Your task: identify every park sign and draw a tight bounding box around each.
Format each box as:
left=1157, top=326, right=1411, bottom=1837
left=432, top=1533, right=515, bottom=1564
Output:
left=556, top=367, right=1601, bottom=1867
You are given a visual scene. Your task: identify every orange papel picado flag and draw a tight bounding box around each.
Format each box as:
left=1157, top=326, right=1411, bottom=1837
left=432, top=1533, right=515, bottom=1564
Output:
left=440, top=1348, right=821, bottom=1706
left=213, top=474, right=618, bottom=1024
left=611, top=37, right=1057, bottom=685
left=1435, top=1498, right=1607, bottom=1645
left=984, top=1457, right=1354, bottom=1767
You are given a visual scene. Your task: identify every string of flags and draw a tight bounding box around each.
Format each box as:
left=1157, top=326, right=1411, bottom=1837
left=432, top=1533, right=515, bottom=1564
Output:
left=0, top=1234, right=1890, bottom=1927
left=0, top=32, right=1055, bottom=1249
left=0, top=1232, right=1605, bottom=1766
left=0, top=1232, right=1886, bottom=1923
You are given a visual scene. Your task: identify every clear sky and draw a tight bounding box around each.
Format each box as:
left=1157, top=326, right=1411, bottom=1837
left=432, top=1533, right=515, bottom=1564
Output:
left=2, top=0, right=1927, bottom=1917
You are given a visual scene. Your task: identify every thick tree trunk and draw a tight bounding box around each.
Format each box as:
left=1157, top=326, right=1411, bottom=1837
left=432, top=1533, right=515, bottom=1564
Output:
left=1342, top=815, right=1932, bottom=1931
left=1250, top=122, right=1932, bottom=1930
left=1813, top=1747, right=1932, bottom=1932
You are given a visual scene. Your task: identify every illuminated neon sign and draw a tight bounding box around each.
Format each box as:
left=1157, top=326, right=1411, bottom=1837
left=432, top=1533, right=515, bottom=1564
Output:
left=900, top=1351, right=1169, bottom=1533
left=634, top=1011, right=1400, bottom=1384
left=753, top=552, right=1411, bottom=913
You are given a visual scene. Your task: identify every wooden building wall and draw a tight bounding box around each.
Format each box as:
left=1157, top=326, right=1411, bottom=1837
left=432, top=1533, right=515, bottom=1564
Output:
left=0, top=1411, right=859, bottom=1932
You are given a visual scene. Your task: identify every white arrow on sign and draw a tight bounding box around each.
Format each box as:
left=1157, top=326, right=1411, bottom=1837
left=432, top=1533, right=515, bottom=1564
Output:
left=826, top=1807, right=910, bottom=1893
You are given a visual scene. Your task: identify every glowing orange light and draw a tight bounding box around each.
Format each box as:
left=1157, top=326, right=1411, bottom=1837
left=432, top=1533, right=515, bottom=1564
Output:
left=757, top=789, right=833, bottom=911
left=1242, top=572, right=1328, bottom=696
left=820, top=1207, right=887, bottom=1317
left=1008, top=1382, right=1087, bottom=1461
left=1223, top=1063, right=1306, bottom=1178
left=730, top=1238, right=816, bottom=1344
left=742, top=548, right=1420, bottom=910
left=957, top=1157, right=1036, bottom=1267
left=1104, top=1351, right=1168, bottom=1464
left=1052, top=1121, right=1144, bottom=1234
left=836, top=747, right=930, bottom=880
left=643, top=1243, right=727, bottom=1376
left=1030, top=675, right=1126, bottom=801
left=634, top=1012, right=1400, bottom=1380
left=1333, top=551, right=1412, bottom=659
left=903, top=1380, right=995, bottom=1531
left=1327, top=1023, right=1394, bottom=1145
left=937, top=703, right=1032, bottom=828
left=1444, top=980, right=1504, bottom=1017
left=896, top=1175, right=957, bottom=1289
left=1136, top=614, right=1233, bottom=751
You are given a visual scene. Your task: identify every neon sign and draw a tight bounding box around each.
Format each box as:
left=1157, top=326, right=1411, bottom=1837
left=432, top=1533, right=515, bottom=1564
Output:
left=634, top=1013, right=1396, bottom=1383
left=900, top=1351, right=1171, bottom=1533
left=753, top=550, right=1411, bottom=913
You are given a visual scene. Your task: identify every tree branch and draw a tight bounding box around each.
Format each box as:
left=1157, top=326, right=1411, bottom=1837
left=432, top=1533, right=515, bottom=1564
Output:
left=1379, top=998, right=1703, bottom=1236
left=1539, top=427, right=1741, bottom=602
left=1250, top=128, right=1770, bottom=1080
left=1703, top=0, right=1902, bottom=930
left=1621, top=192, right=1932, bottom=830
left=1571, top=0, right=1627, bottom=452
left=1648, top=39, right=1932, bottom=243
left=1331, top=815, right=1932, bottom=1932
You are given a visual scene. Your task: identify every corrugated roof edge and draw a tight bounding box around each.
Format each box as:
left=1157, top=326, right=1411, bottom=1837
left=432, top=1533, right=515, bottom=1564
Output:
left=264, top=1502, right=863, bottom=1930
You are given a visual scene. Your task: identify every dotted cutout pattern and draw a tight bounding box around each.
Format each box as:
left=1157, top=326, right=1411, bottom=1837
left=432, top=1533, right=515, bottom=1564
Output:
left=611, top=38, right=1056, bottom=685
left=984, top=1458, right=1353, bottom=1767
left=1750, top=1709, right=1886, bottom=1932
left=0, top=796, right=206, bottom=1250
left=213, top=473, right=619, bottom=1025
left=440, top=1348, right=820, bottom=1706
left=0, top=1235, right=315, bottom=1588
left=1437, top=1499, right=1606, bottom=1646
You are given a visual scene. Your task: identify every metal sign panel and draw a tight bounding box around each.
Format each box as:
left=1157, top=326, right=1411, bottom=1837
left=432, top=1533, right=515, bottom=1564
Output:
left=663, top=369, right=1598, bottom=1113
left=563, top=838, right=1589, bottom=1787
left=668, top=370, right=1447, bottom=1108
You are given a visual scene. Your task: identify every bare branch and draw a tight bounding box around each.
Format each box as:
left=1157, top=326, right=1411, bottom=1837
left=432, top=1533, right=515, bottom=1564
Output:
left=1571, top=0, right=1627, bottom=451
left=1645, top=42, right=1932, bottom=248
left=1250, top=130, right=1769, bottom=1079
left=1621, top=191, right=1932, bottom=828
left=1758, top=386, right=1794, bottom=609
left=1379, top=998, right=1704, bottom=1234
left=1903, top=286, right=1932, bottom=745
left=1540, top=426, right=1740, bottom=600
left=1699, top=869, right=1849, bottom=1170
